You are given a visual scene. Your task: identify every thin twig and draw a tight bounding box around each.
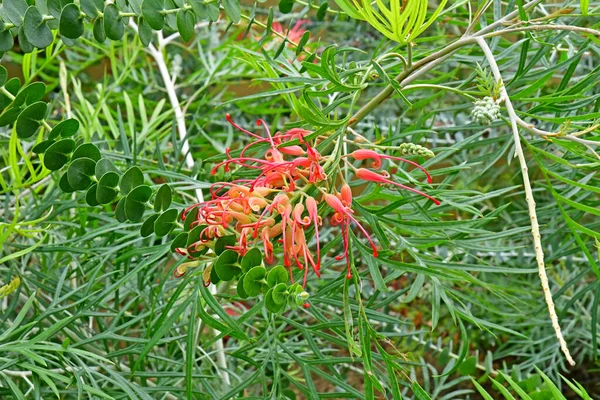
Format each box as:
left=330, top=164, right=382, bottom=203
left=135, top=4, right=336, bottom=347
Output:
left=476, top=36, right=575, bottom=366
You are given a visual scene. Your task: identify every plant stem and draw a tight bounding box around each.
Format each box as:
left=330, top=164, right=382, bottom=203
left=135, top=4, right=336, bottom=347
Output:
left=476, top=36, right=575, bottom=367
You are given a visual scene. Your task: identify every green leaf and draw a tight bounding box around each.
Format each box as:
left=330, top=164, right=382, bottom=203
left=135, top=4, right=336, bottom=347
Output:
left=581, top=0, right=589, bottom=15
left=48, top=0, right=73, bottom=20
left=183, top=207, right=198, bottom=231
left=316, top=2, right=328, bottom=21
left=176, top=9, right=195, bottom=42
left=86, top=183, right=100, bottom=206
left=266, top=265, right=288, bottom=287
left=265, top=288, right=285, bottom=313
left=93, top=18, right=106, bottom=42
left=138, top=17, right=153, bottom=46
left=95, top=158, right=118, bottom=179
left=236, top=276, right=249, bottom=299
left=48, top=118, right=79, bottom=139
left=96, top=171, right=120, bottom=204
left=32, top=139, right=55, bottom=154
left=154, top=208, right=179, bottom=237
left=241, top=247, right=262, bottom=272
left=104, top=3, right=125, bottom=40
left=141, top=0, right=165, bottom=30
left=15, top=101, right=47, bottom=138
left=18, top=26, right=34, bottom=53
left=59, top=172, right=76, bottom=193
left=67, top=157, right=96, bottom=190
left=222, top=0, right=241, bottom=23
left=214, top=234, right=236, bottom=255
left=125, top=185, right=152, bottom=221
left=154, top=184, right=172, bottom=212
left=0, top=109, right=21, bottom=127
left=214, top=249, right=241, bottom=281
left=44, top=139, right=75, bottom=170
left=115, top=196, right=128, bottom=222
left=458, top=356, right=477, bottom=376
left=72, top=143, right=101, bottom=162
left=186, top=225, right=209, bottom=257
left=120, top=166, right=144, bottom=195
left=4, top=0, right=29, bottom=26
left=59, top=3, right=85, bottom=39
left=14, top=82, right=46, bottom=107
left=171, top=232, right=188, bottom=252
left=23, top=6, right=53, bottom=48
left=0, top=20, right=15, bottom=53
left=243, top=266, right=266, bottom=297
left=141, top=214, right=159, bottom=237
left=0, top=66, right=6, bottom=87
left=81, top=0, right=104, bottom=18
left=271, top=282, right=287, bottom=304
left=0, top=23, right=14, bottom=53
left=296, top=31, right=310, bottom=55
left=279, top=0, right=294, bottom=14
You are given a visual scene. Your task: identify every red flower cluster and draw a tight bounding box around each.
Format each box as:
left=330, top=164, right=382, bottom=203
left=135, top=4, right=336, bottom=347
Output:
left=177, top=115, right=438, bottom=286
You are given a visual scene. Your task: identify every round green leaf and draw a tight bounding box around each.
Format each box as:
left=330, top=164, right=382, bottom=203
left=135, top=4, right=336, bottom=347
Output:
left=59, top=4, right=84, bottom=39
left=210, top=265, right=220, bottom=284
left=23, top=6, right=53, bottom=49
left=241, top=247, right=262, bottom=272
left=16, top=101, right=47, bottom=139
left=222, top=0, right=240, bottom=23
left=104, top=4, right=125, bottom=40
left=95, top=158, right=118, bottom=179
left=0, top=23, right=14, bottom=53
left=272, top=282, right=288, bottom=305
left=125, top=185, right=152, bottom=221
left=138, top=17, right=153, bottom=46
left=279, top=0, right=294, bottom=14
left=154, top=208, right=178, bottom=237
left=265, top=288, right=285, bottom=313
left=4, top=0, right=28, bottom=26
left=0, top=66, right=6, bottom=87
left=214, top=234, right=236, bottom=255
left=86, top=183, right=100, bottom=206
left=0, top=109, right=21, bottom=127
left=183, top=207, right=199, bottom=231
left=243, top=266, right=266, bottom=297
left=32, top=139, right=55, bottom=154
left=49, top=118, right=79, bottom=139
left=170, top=232, right=188, bottom=252
left=93, top=18, right=106, bottom=42
left=267, top=265, right=288, bottom=287
left=115, top=196, right=128, bottom=222
left=72, top=143, right=101, bottom=162
left=154, top=184, right=172, bottom=212
left=14, top=82, right=46, bottom=107
left=67, top=157, right=96, bottom=190
left=18, top=26, right=34, bottom=53
left=176, top=9, right=195, bottom=42
left=141, top=213, right=159, bottom=237
left=186, top=225, right=209, bottom=257
left=81, top=0, right=104, bottom=18
left=59, top=171, right=76, bottom=193
left=44, top=139, right=75, bottom=170
left=142, top=0, right=165, bottom=30
left=120, top=166, right=144, bottom=195
left=48, top=0, right=73, bottom=20
left=96, top=171, right=119, bottom=204
left=236, top=276, right=249, bottom=299
left=214, top=249, right=241, bottom=281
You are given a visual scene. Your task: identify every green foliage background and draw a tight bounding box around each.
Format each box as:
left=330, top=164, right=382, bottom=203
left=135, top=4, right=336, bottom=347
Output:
left=1, top=0, right=599, bottom=398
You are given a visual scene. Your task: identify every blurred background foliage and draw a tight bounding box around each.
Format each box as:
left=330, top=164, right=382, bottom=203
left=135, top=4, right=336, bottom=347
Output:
left=1, top=0, right=600, bottom=398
